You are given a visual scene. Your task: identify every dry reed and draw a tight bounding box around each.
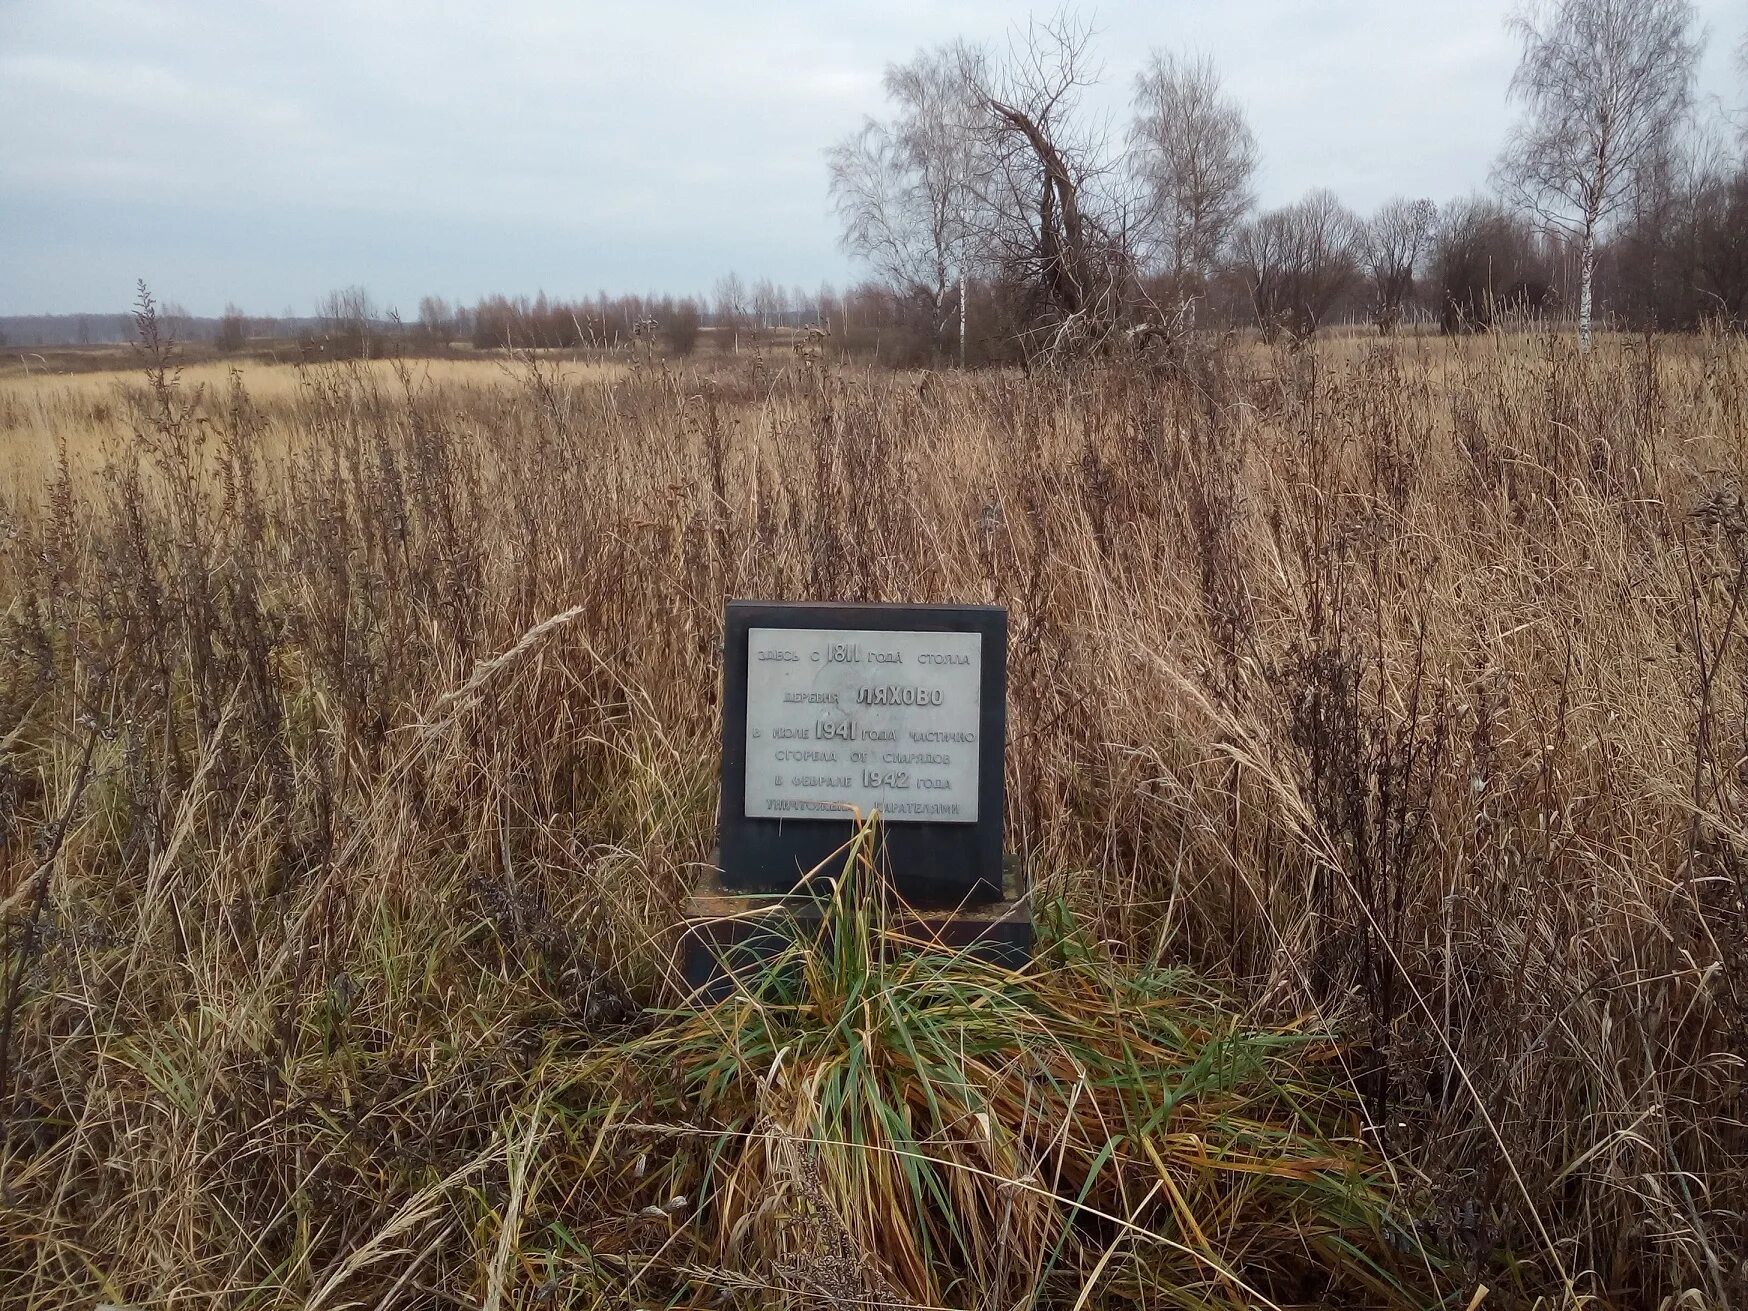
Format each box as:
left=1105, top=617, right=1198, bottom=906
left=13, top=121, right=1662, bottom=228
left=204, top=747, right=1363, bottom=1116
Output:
left=0, top=298, right=1745, bottom=1307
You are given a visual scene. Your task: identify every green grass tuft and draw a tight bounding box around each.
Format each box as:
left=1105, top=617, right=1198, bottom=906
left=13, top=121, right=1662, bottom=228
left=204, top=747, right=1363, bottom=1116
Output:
left=550, top=829, right=1440, bottom=1308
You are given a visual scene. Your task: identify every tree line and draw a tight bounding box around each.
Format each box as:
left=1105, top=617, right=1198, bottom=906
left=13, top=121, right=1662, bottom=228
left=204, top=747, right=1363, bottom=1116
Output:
left=828, top=0, right=1748, bottom=361
left=13, top=0, right=1741, bottom=363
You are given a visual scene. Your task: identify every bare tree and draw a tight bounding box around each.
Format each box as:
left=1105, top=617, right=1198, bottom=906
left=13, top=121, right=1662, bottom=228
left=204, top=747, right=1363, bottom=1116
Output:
left=317, top=286, right=377, bottom=358
left=215, top=303, right=248, bottom=354
left=816, top=282, right=841, bottom=334
left=417, top=295, right=453, bottom=343
left=1361, top=198, right=1436, bottom=333
left=957, top=12, right=1137, bottom=353
left=751, top=278, right=779, bottom=331
left=713, top=273, right=748, bottom=352
left=1129, top=50, right=1257, bottom=299
left=664, top=298, right=703, bottom=355
left=1496, top=0, right=1702, bottom=349
left=159, top=303, right=193, bottom=343
left=1230, top=189, right=1362, bottom=341
left=829, top=42, right=985, bottom=362
left=1693, top=162, right=1748, bottom=325
left=1430, top=195, right=1554, bottom=333
left=1604, top=123, right=1718, bottom=327
left=1735, top=31, right=1748, bottom=141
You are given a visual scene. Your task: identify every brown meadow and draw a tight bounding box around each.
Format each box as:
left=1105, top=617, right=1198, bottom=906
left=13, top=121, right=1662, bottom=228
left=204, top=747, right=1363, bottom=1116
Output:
left=0, top=320, right=1745, bottom=1307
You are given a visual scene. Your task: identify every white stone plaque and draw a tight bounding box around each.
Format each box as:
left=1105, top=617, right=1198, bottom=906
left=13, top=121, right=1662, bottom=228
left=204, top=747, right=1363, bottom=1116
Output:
left=744, top=627, right=982, bottom=824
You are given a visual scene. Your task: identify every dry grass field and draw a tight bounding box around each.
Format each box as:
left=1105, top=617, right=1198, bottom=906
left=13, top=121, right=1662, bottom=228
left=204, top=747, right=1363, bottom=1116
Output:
left=1, top=316, right=1746, bottom=1308
left=0, top=356, right=631, bottom=495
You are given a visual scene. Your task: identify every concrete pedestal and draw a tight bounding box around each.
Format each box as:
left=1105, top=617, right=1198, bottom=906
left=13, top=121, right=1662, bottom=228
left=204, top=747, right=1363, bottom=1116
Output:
left=678, top=859, right=1031, bottom=1004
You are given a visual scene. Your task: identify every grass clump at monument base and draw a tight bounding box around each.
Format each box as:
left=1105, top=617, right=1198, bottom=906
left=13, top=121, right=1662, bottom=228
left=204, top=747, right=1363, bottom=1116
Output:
left=543, top=829, right=1437, bottom=1308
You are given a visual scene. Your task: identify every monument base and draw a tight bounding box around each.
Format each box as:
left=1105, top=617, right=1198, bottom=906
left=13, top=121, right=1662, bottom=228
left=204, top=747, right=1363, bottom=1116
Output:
left=678, top=861, right=1032, bottom=1004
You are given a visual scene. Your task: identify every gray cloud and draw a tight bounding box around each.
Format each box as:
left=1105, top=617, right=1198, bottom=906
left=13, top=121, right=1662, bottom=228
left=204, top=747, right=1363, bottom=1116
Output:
left=1, top=0, right=1741, bottom=314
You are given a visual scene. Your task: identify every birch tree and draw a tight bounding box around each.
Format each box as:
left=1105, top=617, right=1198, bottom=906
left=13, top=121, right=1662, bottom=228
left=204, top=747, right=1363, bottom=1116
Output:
left=1130, top=51, right=1257, bottom=298
left=828, top=44, right=985, bottom=362
left=1496, top=0, right=1701, bottom=349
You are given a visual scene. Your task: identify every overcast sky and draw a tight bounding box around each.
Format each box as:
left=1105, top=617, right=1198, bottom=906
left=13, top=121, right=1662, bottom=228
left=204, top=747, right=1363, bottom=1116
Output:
left=1, top=0, right=1742, bottom=316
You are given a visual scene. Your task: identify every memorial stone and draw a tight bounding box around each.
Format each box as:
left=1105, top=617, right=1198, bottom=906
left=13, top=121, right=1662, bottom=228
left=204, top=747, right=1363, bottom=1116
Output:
left=720, top=600, right=1007, bottom=904
left=683, top=600, right=1027, bottom=994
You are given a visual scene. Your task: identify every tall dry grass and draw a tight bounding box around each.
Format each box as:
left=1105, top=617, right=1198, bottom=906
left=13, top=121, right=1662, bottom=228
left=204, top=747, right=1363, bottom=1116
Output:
left=0, top=300, right=1745, bottom=1307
